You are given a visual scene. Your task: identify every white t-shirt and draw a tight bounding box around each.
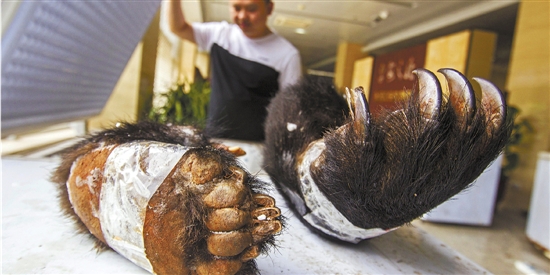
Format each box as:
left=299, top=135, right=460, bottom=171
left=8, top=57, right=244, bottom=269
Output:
left=191, top=21, right=302, bottom=141
left=192, top=21, right=302, bottom=91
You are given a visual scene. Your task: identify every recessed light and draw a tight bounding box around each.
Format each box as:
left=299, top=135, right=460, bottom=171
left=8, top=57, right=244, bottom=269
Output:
left=295, top=28, right=307, bottom=34
left=379, top=10, right=389, bottom=20
left=373, top=10, right=390, bottom=23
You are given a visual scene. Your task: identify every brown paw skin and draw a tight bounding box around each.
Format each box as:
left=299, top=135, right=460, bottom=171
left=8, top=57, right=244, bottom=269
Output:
left=52, top=122, right=282, bottom=275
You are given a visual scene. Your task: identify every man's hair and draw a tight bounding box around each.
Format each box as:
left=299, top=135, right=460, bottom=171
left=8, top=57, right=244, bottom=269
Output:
left=264, top=0, right=271, bottom=4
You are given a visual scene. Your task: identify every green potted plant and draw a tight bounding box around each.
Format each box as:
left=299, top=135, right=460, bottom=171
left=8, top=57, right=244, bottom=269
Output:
left=148, top=78, right=211, bottom=128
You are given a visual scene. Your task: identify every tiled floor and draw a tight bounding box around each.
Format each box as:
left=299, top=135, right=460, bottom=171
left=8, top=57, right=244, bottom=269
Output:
left=413, top=185, right=549, bottom=275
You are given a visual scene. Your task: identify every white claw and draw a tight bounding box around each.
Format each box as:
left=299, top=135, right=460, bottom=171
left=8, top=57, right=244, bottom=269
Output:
left=353, top=87, right=370, bottom=126
left=345, top=87, right=370, bottom=136
left=438, top=68, right=476, bottom=125
left=473, top=77, right=506, bottom=130
left=413, top=69, right=442, bottom=120
left=345, top=87, right=355, bottom=121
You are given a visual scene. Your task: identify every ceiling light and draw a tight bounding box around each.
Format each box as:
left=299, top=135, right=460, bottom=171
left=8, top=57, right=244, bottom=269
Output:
left=295, top=28, right=307, bottom=34
left=378, top=10, right=389, bottom=20
left=273, top=15, right=312, bottom=29
left=373, top=10, right=390, bottom=23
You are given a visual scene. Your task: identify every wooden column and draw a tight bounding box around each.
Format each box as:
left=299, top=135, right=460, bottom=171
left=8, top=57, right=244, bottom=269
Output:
left=179, top=40, right=198, bottom=81
left=424, top=29, right=497, bottom=99
left=138, top=9, right=160, bottom=120
left=351, top=56, right=374, bottom=99
left=334, top=42, right=364, bottom=93
left=505, top=0, right=550, bottom=207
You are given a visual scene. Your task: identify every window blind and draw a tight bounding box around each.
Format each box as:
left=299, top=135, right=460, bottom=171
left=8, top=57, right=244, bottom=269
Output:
left=1, top=1, right=161, bottom=136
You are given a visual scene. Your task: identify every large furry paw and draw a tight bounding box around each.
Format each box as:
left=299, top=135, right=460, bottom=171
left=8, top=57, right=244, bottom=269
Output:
left=52, top=122, right=282, bottom=275
left=264, top=68, right=511, bottom=243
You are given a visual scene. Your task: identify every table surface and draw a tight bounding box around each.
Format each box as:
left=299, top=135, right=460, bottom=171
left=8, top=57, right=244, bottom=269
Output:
left=2, top=140, right=491, bottom=274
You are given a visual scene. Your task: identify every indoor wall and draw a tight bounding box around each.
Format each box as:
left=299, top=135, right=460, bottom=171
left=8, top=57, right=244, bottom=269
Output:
left=505, top=0, right=550, bottom=209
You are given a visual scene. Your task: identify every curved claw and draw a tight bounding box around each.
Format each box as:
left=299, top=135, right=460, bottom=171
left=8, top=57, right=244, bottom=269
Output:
left=251, top=214, right=283, bottom=243
left=354, top=87, right=370, bottom=126
left=413, top=69, right=442, bottom=120
left=346, top=86, right=370, bottom=136
left=252, top=207, right=281, bottom=220
left=438, top=68, right=476, bottom=125
left=345, top=87, right=354, bottom=120
left=473, top=77, right=506, bottom=131
left=253, top=194, right=275, bottom=207
left=252, top=220, right=282, bottom=238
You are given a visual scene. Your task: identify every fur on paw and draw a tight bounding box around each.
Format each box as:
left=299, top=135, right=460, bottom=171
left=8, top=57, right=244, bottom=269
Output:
left=53, top=123, right=282, bottom=275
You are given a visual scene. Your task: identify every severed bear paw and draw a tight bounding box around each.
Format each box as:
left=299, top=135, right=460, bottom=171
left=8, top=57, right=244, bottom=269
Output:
left=51, top=122, right=282, bottom=275
left=264, top=68, right=512, bottom=243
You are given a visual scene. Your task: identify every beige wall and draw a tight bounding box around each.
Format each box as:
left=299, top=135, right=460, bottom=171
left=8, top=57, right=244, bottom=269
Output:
left=180, top=40, right=198, bottom=81
left=153, top=33, right=178, bottom=95
left=505, top=0, right=550, bottom=208
left=88, top=11, right=160, bottom=131
left=87, top=43, right=143, bottom=131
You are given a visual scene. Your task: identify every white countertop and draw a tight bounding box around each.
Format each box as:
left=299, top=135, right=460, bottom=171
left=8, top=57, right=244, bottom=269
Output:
left=2, top=141, right=491, bottom=274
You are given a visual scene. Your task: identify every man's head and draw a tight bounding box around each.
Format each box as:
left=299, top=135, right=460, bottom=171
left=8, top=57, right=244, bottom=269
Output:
left=230, top=0, right=273, bottom=38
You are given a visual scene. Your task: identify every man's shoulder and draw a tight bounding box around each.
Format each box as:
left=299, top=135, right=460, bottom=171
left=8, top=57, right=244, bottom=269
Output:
left=192, top=21, right=242, bottom=51
left=277, top=35, right=299, bottom=52
left=193, top=21, right=237, bottom=34
left=267, top=32, right=299, bottom=54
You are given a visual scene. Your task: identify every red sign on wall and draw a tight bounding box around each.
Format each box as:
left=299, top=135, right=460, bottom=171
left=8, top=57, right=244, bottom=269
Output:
left=369, top=43, right=427, bottom=116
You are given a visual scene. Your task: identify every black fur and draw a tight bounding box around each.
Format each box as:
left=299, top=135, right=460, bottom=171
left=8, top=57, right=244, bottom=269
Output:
left=85, top=121, right=211, bottom=147
left=263, top=77, right=348, bottom=198
left=264, top=75, right=512, bottom=235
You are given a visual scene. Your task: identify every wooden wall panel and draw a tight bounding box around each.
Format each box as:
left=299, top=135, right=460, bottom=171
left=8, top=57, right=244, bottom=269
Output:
left=466, top=30, right=497, bottom=82
left=424, top=30, right=471, bottom=92
left=334, top=42, right=364, bottom=93
left=505, top=0, right=550, bottom=208
left=424, top=29, right=496, bottom=99
left=351, top=56, right=374, bottom=99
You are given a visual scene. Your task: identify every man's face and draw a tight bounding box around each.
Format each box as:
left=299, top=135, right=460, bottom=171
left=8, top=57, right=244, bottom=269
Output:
left=230, top=0, right=273, bottom=38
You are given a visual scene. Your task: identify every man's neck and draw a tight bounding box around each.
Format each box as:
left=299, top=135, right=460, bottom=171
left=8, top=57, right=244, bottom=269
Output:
left=245, top=26, right=272, bottom=39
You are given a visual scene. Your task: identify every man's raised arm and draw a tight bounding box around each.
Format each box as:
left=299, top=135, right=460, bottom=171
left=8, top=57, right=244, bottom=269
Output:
left=167, top=0, right=196, bottom=43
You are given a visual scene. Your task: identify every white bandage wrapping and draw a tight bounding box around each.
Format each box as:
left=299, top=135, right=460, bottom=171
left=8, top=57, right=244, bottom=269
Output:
left=99, top=141, right=189, bottom=272
left=299, top=140, right=397, bottom=243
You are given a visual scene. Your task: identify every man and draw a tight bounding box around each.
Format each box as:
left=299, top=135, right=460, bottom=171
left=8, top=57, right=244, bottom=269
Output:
left=168, top=0, right=302, bottom=141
